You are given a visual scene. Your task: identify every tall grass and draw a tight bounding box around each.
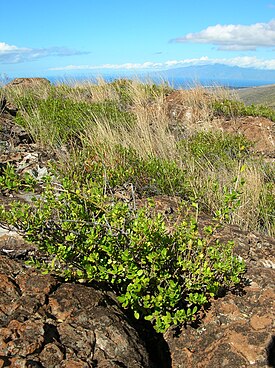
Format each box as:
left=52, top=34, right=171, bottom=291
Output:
left=3, top=78, right=274, bottom=236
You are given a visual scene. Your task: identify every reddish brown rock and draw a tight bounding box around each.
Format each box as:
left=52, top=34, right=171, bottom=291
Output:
left=0, top=255, right=152, bottom=367
left=221, top=116, right=275, bottom=156
left=0, top=319, right=44, bottom=356
left=165, top=225, right=275, bottom=368
left=5, top=77, right=51, bottom=89
left=165, top=89, right=275, bottom=159
left=250, top=314, right=273, bottom=331
left=39, top=343, right=65, bottom=367
left=49, top=283, right=151, bottom=367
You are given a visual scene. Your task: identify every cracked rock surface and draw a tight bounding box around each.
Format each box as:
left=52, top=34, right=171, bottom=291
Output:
left=0, top=255, right=152, bottom=368
left=164, top=224, right=275, bottom=368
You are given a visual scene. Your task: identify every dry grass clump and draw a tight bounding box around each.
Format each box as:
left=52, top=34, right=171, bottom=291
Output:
left=84, top=79, right=176, bottom=160
left=54, top=77, right=119, bottom=103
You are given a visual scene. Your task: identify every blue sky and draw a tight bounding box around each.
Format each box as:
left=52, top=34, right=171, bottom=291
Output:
left=1, top=0, right=275, bottom=78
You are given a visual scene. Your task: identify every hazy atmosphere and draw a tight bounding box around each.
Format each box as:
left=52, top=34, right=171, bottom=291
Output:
left=1, top=0, right=275, bottom=78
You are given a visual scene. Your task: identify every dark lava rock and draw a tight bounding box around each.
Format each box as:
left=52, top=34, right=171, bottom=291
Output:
left=0, top=110, right=50, bottom=182
left=0, top=117, right=33, bottom=146
left=0, top=96, right=6, bottom=111
left=0, top=95, right=18, bottom=117
left=0, top=255, right=152, bottom=368
left=164, top=225, right=275, bottom=368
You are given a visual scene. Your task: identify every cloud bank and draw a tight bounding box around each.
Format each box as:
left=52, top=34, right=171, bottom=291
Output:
left=171, top=20, right=275, bottom=50
left=49, top=56, right=275, bottom=71
left=0, top=42, right=88, bottom=64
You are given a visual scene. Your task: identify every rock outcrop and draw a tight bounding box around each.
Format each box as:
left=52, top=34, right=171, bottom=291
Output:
left=0, top=255, right=153, bottom=368
left=0, top=93, right=50, bottom=182
left=0, top=96, right=17, bottom=117
left=165, top=90, right=275, bottom=159
left=4, top=78, right=51, bottom=90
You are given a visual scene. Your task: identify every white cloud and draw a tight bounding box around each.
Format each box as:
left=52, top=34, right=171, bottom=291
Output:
left=0, top=42, right=19, bottom=51
left=49, top=56, right=275, bottom=71
left=211, top=56, right=275, bottom=69
left=171, top=20, right=275, bottom=50
left=49, top=58, right=211, bottom=71
left=0, top=42, right=88, bottom=64
left=50, top=62, right=164, bottom=71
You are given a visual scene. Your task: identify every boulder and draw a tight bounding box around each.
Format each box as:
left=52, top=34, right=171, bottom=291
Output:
left=0, top=96, right=6, bottom=111
left=0, top=117, right=33, bottom=146
left=0, top=107, right=50, bottom=181
left=5, top=77, right=51, bottom=90
left=0, top=255, right=153, bottom=367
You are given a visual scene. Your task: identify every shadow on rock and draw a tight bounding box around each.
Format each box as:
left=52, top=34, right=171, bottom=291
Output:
left=267, top=335, right=275, bottom=368
left=126, top=314, right=172, bottom=368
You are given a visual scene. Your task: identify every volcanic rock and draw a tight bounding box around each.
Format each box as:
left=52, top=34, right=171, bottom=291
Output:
left=5, top=77, right=51, bottom=90
left=0, top=255, right=152, bottom=368
left=164, top=224, right=275, bottom=368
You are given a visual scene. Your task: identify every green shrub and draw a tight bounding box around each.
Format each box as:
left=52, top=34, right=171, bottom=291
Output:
left=0, top=163, right=38, bottom=193
left=0, top=177, right=246, bottom=333
left=212, top=99, right=244, bottom=119
left=212, top=99, right=275, bottom=122
left=110, top=78, right=172, bottom=109
left=178, top=131, right=251, bottom=165
left=243, top=104, right=275, bottom=121
left=62, top=145, right=190, bottom=198
left=104, top=150, right=188, bottom=197
left=15, top=95, right=136, bottom=146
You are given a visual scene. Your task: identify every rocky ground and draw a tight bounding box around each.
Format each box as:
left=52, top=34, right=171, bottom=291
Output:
left=166, top=90, right=275, bottom=159
left=0, top=79, right=274, bottom=367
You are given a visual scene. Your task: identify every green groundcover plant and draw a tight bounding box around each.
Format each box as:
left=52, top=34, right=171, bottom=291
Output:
left=0, top=176, right=246, bottom=333
left=0, top=163, right=38, bottom=193
left=212, top=98, right=275, bottom=122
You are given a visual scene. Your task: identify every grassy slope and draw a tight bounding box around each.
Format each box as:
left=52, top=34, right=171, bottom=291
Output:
left=2, top=79, right=274, bottom=237
left=236, top=84, right=275, bottom=108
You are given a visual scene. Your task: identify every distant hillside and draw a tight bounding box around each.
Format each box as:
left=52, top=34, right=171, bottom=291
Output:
left=236, top=84, right=275, bottom=108
left=152, top=64, right=275, bottom=87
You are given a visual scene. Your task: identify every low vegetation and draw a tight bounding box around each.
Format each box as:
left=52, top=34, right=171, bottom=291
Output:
left=213, top=98, right=275, bottom=122
left=0, top=175, right=246, bottom=333
left=0, top=163, right=38, bottom=193
left=0, top=78, right=274, bottom=332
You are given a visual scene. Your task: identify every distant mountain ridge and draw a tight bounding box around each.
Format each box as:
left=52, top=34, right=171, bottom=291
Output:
left=151, top=64, right=275, bottom=85
left=44, top=64, right=275, bottom=89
